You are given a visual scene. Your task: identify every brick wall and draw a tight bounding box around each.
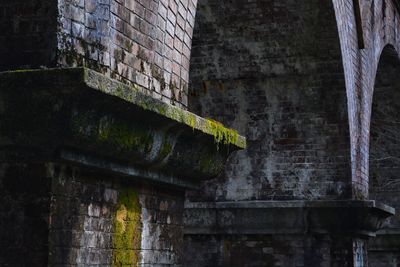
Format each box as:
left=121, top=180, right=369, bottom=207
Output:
left=0, top=0, right=198, bottom=108
left=0, top=162, right=185, bottom=266
left=184, top=234, right=355, bottom=267
left=187, top=0, right=351, bottom=201
left=368, top=45, right=400, bottom=267
left=58, top=0, right=198, bottom=108
left=0, top=163, right=51, bottom=266
left=333, top=0, right=400, bottom=197
left=48, top=163, right=185, bottom=266
left=0, top=0, right=57, bottom=70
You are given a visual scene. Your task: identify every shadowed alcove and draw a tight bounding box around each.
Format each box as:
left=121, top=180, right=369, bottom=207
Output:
left=369, top=44, right=400, bottom=266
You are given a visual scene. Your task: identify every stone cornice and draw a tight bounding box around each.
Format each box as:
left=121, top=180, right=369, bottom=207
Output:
left=0, top=68, right=246, bottom=188
left=184, top=200, right=395, bottom=237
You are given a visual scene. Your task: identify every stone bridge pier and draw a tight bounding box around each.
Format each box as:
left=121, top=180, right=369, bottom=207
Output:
left=185, top=0, right=400, bottom=266
left=0, top=0, right=400, bottom=266
left=0, top=0, right=244, bottom=266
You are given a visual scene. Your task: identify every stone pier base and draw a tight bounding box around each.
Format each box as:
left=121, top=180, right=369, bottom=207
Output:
left=184, top=201, right=394, bottom=267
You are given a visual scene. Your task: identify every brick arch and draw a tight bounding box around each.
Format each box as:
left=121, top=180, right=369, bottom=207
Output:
left=369, top=44, right=400, bottom=200
left=187, top=0, right=352, bottom=202
left=333, top=0, right=400, bottom=198
left=368, top=44, right=400, bottom=265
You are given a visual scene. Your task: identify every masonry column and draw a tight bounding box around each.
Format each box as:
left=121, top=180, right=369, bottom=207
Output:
left=0, top=0, right=246, bottom=266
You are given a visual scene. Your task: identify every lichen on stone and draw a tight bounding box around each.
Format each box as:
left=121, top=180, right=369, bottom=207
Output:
left=204, top=119, right=239, bottom=147
left=71, top=113, right=153, bottom=154
left=158, top=138, right=173, bottom=160
left=112, top=188, right=142, bottom=267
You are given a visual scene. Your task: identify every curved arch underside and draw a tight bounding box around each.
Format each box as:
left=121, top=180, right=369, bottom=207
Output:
left=368, top=45, right=400, bottom=266
left=187, top=0, right=351, bottom=202
left=333, top=0, right=400, bottom=197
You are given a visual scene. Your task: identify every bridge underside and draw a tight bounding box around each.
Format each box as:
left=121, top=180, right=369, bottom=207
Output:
left=0, top=0, right=400, bottom=266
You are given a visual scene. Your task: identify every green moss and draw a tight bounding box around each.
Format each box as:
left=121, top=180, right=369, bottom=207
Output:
left=185, top=113, right=197, bottom=129
left=71, top=114, right=153, bottom=153
left=7, top=69, right=36, bottom=73
left=114, top=85, right=128, bottom=100
left=112, top=189, right=142, bottom=267
left=199, top=154, right=217, bottom=173
left=80, top=69, right=246, bottom=149
left=158, top=139, right=172, bottom=160
left=205, top=119, right=239, bottom=147
left=98, top=117, right=153, bottom=152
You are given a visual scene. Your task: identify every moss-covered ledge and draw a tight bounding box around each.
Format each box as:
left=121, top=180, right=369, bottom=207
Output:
left=0, top=68, right=246, bottom=188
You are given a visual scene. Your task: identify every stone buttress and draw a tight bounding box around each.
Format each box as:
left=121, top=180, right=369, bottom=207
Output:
left=0, top=0, right=245, bottom=266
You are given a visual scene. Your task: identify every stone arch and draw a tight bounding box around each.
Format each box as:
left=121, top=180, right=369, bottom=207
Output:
left=187, top=0, right=352, bottom=202
left=368, top=44, right=400, bottom=266
left=332, top=0, right=400, bottom=197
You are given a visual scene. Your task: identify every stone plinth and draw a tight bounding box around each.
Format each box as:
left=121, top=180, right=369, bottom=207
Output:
left=0, top=68, right=245, bottom=266
left=184, top=200, right=394, bottom=267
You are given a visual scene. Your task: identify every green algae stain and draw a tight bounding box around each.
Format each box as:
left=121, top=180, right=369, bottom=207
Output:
left=205, top=119, right=239, bottom=148
left=112, top=189, right=142, bottom=267
left=199, top=154, right=217, bottom=174
left=71, top=113, right=153, bottom=154
left=158, top=139, right=172, bottom=160
left=97, top=117, right=152, bottom=152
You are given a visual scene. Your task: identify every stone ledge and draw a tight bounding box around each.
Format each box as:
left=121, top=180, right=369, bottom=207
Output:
left=0, top=68, right=246, bottom=188
left=184, top=200, right=394, bottom=237
left=369, top=230, right=400, bottom=251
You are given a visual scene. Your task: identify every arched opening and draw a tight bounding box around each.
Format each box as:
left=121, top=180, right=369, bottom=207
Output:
left=368, top=45, right=400, bottom=266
